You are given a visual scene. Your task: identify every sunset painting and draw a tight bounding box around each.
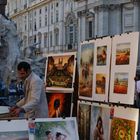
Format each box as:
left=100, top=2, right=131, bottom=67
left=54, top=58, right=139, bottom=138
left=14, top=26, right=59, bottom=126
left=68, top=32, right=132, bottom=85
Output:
left=46, top=93, right=72, bottom=118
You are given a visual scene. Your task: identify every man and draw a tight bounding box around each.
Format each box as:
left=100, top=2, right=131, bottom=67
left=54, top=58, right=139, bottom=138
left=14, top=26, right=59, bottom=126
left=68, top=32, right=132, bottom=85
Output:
left=10, top=61, right=48, bottom=118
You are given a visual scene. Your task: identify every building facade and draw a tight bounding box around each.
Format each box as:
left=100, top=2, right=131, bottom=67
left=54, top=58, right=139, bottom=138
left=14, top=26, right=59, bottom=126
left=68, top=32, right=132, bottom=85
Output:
left=6, top=0, right=140, bottom=56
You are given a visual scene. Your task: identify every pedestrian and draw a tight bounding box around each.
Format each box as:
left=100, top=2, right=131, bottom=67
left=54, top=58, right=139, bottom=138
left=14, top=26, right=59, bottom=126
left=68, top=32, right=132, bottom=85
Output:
left=9, top=61, right=48, bottom=118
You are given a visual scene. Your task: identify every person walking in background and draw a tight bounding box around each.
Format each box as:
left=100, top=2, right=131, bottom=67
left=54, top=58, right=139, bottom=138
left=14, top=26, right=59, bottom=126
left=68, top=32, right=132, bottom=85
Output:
left=9, top=61, right=48, bottom=118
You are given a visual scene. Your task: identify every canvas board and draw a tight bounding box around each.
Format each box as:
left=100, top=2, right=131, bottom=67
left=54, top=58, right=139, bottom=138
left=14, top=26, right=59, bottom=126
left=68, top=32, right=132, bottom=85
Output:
left=92, top=37, right=112, bottom=102
left=78, top=41, right=95, bottom=100
left=46, top=92, right=72, bottom=118
left=77, top=101, right=91, bottom=140
left=0, top=119, right=29, bottom=140
left=110, top=106, right=139, bottom=140
left=109, top=32, right=139, bottom=104
left=45, top=52, right=76, bottom=92
left=90, top=103, right=110, bottom=140
left=34, top=117, right=79, bottom=140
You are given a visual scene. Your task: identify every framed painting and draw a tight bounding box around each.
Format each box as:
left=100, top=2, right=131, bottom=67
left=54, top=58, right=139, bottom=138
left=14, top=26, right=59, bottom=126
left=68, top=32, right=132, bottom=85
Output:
left=78, top=41, right=95, bottom=100
left=77, top=101, right=91, bottom=140
left=46, top=92, right=72, bottom=118
left=92, top=37, right=112, bottom=102
left=109, top=32, right=139, bottom=104
left=110, top=106, right=139, bottom=140
left=45, top=52, right=76, bottom=92
left=90, top=103, right=110, bottom=140
left=34, top=117, right=79, bottom=140
left=0, top=119, right=29, bottom=140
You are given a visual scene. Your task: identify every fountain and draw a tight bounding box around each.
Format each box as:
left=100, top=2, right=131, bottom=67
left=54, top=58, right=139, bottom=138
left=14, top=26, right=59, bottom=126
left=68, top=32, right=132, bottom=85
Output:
left=0, top=0, right=21, bottom=85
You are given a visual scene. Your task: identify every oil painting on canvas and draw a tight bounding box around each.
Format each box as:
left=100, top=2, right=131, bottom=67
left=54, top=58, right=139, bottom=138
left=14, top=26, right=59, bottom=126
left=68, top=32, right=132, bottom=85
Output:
left=96, top=73, right=106, bottom=94
left=110, top=117, right=135, bottom=140
left=97, top=45, right=107, bottom=66
left=45, top=52, right=76, bottom=91
left=79, top=42, right=94, bottom=99
left=113, top=73, right=128, bottom=94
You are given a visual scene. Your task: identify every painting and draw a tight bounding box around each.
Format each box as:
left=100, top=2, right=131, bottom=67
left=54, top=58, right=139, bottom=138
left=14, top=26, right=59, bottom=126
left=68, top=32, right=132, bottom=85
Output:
left=34, top=117, right=79, bottom=140
left=96, top=73, right=106, bottom=94
left=90, top=104, right=110, bottom=140
left=46, top=92, right=72, bottom=118
left=97, top=45, right=107, bottom=66
left=115, top=43, right=130, bottom=65
left=110, top=117, right=135, bottom=140
left=79, top=41, right=94, bottom=100
left=113, top=73, right=128, bottom=94
left=109, top=32, right=139, bottom=104
left=0, top=119, right=29, bottom=140
left=93, top=37, right=112, bottom=102
left=77, top=101, right=91, bottom=140
left=110, top=106, right=139, bottom=140
left=45, top=52, right=76, bottom=92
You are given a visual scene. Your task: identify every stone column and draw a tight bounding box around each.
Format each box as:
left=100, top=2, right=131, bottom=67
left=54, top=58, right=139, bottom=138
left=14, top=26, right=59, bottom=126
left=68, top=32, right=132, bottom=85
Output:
left=0, top=0, right=7, bottom=15
left=133, top=2, right=139, bottom=31
left=94, top=5, right=109, bottom=37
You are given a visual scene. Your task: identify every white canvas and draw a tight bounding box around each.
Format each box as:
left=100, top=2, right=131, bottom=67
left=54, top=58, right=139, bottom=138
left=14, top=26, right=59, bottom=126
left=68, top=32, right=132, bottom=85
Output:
left=109, top=106, right=139, bottom=140
left=92, top=37, right=112, bottom=102
left=34, top=117, right=79, bottom=140
left=109, top=32, right=139, bottom=104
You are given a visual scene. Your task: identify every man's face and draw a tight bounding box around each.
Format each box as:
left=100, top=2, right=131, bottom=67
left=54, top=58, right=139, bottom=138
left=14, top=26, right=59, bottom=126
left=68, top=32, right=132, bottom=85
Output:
left=18, top=68, right=29, bottom=81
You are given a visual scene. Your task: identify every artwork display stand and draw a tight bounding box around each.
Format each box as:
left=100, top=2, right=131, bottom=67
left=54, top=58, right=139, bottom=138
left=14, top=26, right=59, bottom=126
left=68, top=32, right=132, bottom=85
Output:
left=77, top=32, right=140, bottom=140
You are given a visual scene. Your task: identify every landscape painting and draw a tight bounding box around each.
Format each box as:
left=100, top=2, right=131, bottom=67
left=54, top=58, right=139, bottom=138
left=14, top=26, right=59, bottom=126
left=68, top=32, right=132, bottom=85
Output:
left=115, top=43, right=130, bottom=65
left=110, top=117, right=135, bottom=140
left=34, top=117, right=79, bottom=140
left=97, top=45, right=107, bottom=66
left=46, top=93, right=72, bottom=118
left=96, top=73, right=106, bottom=94
left=79, top=42, right=94, bottom=99
left=45, top=52, right=76, bottom=92
left=113, top=73, right=128, bottom=94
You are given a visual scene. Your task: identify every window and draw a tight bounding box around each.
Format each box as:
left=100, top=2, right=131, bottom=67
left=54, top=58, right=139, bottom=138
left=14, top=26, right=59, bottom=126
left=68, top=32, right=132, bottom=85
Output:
left=39, top=17, right=41, bottom=28
left=56, top=10, right=59, bottom=22
left=50, top=32, right=52, bottom=47
left=69, top=21, right=74, bottom=44
left=55, top=29, right=59, bottom=46
left=44, top=33, right=48, bottom=48
left=45, top=14, right=47, bottom=26
left=88, top=20, right=93, bottom=38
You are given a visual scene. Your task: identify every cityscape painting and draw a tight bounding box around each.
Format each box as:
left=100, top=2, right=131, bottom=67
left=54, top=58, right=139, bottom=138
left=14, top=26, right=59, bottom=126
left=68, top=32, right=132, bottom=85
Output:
left=45, top=52, right=76, bottom=92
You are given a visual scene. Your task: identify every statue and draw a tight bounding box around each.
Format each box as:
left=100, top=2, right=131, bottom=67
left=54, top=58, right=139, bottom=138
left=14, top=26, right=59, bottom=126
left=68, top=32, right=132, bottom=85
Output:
left=0, top=0, right=7, bottom=15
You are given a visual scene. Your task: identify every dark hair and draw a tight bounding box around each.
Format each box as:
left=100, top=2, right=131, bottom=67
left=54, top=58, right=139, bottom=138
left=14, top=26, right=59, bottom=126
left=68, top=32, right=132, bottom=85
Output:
left=46, top=130, right=51, bottom=136
left=17, top=61, right=31, bottom=72
left=56, top=132, right=62, bottom=137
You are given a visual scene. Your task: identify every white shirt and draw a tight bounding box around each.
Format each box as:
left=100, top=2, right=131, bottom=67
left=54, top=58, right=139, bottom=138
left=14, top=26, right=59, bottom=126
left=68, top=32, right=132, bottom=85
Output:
left=136, top=80, right=140, bottom=93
